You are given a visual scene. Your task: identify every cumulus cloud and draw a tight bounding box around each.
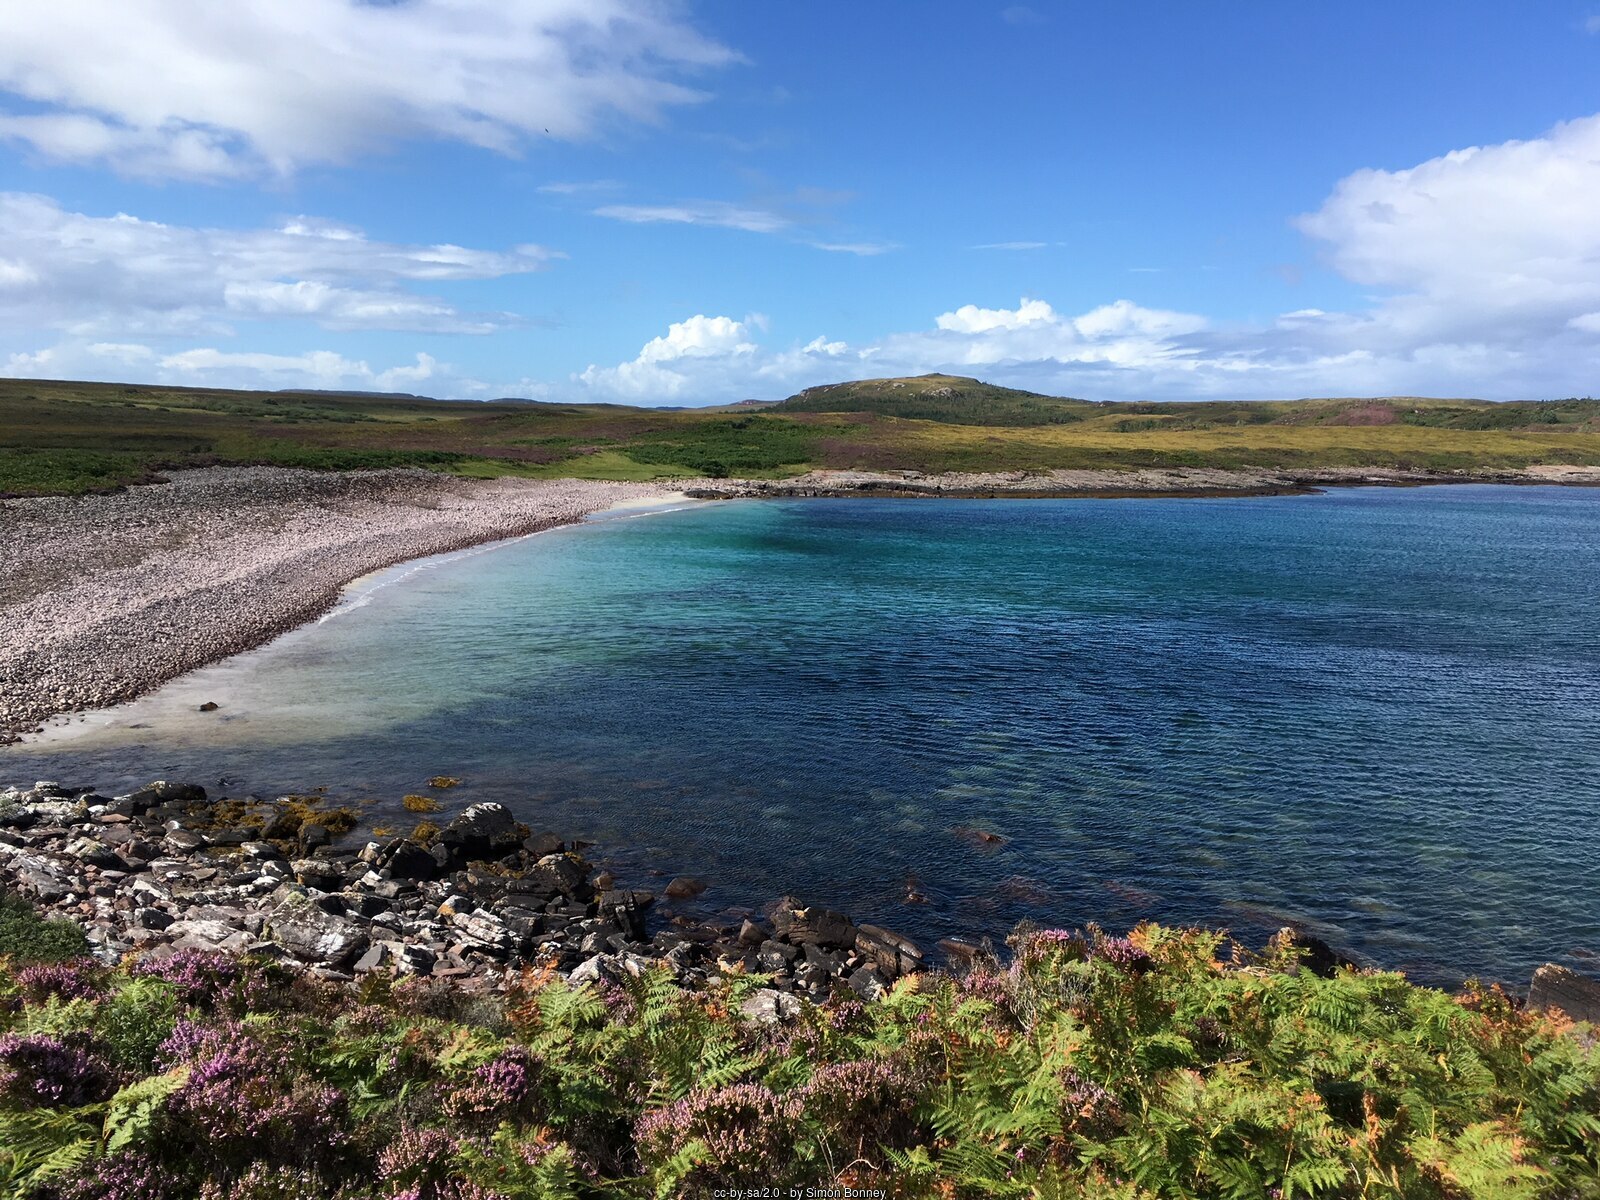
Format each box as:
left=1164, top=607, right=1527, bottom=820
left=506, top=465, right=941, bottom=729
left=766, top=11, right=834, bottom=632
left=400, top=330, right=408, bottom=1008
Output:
left=577, top=314, right=761, bottom=398
left=0, top=1, right=733, bottom=180
left=573, top=297, right=1221, bottom=403
left=0, top=193, right=551, bottom=336
left=1295, top=114, right=1600, bottom=343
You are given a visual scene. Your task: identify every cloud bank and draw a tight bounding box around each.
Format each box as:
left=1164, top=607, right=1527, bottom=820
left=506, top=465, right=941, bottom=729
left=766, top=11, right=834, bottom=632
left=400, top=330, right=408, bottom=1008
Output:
left=0, top=0, right=733, bottom=179
left=0, top=193, right=553, bottom=337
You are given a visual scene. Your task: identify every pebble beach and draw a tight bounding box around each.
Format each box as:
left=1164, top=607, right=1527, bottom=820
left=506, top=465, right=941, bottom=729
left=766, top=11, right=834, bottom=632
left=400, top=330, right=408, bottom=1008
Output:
left=0, top=467, right=671, bottom=741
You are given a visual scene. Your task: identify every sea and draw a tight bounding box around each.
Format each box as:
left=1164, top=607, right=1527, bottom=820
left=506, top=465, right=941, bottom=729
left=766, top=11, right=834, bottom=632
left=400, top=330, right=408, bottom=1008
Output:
left=6, top=484, right=1599, bottom=987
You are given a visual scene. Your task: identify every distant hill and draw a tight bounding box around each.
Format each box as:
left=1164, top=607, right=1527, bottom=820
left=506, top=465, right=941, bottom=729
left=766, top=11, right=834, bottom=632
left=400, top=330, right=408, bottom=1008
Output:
left=776, top=374, right=1100, bottom=426
left=777, top=375, right=1600, bottom=432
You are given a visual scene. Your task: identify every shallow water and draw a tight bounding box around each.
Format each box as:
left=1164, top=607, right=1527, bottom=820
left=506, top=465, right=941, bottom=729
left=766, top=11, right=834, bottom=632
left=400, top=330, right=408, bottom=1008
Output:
left=7, top=486, right=1600, bottom=985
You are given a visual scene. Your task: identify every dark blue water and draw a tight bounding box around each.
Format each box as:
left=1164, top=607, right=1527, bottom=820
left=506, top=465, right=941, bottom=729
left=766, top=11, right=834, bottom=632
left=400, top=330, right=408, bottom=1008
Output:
left=7, top=486, right=1600, bottom=985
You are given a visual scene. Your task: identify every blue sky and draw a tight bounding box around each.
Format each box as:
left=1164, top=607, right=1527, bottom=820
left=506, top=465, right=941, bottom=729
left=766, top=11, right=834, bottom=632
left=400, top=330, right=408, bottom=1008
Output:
left=2, top=1, right=1598, bottom=404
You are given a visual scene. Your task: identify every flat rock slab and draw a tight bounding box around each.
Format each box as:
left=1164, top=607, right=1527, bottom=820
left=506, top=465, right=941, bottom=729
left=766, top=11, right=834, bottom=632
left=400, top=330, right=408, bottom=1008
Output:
left=1528, top=964, right=1600, bottom=1025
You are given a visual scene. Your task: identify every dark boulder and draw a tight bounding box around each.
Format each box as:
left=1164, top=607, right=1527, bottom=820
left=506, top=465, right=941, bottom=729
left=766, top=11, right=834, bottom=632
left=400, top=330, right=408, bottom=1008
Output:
left=524, top=831, right=564, bottom=858
left=1527, top=964, right=1600, bottom=1025
left=664, top=876, right=708, bottom=900
left=1274, top=927, right=1354, bottom=979
left=856, top=922, right=925, bottom=979
left=440, top=803, right=527, bottom=864
left=770, top=897, right=856, bottom=950
left=597, top=889, right=646, bottom=941
left=527, top=852, right=592, bottom=900
left=127, top=781, right=207, bottom=813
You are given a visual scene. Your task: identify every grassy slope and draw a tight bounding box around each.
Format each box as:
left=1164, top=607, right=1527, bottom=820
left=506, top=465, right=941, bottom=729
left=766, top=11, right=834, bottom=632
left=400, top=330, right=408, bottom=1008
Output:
left=3, top=375, right=1600, bottom=496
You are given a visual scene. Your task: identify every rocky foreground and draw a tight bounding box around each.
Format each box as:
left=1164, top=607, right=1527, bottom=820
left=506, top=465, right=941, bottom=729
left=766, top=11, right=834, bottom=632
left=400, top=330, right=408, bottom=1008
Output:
left=5, top=778, right=1600, bottom=1027
left=0, top=780, right=945, bottom=1016
left=0, top=468, right=670, bottom=740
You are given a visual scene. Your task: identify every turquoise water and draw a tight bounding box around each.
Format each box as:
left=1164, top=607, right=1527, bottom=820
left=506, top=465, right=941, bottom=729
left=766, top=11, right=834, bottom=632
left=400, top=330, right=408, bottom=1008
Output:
left=7, top=486, right=1600, bottom=985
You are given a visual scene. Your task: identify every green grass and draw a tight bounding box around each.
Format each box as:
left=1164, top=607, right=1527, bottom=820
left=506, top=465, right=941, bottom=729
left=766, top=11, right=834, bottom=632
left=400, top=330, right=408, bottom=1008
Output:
left=3, top=375, right=1599, bottom=497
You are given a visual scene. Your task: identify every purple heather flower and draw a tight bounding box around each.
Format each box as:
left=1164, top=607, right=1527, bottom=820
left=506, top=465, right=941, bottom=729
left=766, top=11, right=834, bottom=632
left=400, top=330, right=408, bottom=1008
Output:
left=15, top=958, right=105, bottom=1003
left=58, top=1151, right=183, bottom=1200
left=443, top=1048, right=536, bottom=1120
left=0, top=1032, right=116, bottom=1106
left=637, top=1082, right=801, bottom=1181
left=130, top=948, right=240, bottom=1006
left=378, top=1125, right=460, bottom=1186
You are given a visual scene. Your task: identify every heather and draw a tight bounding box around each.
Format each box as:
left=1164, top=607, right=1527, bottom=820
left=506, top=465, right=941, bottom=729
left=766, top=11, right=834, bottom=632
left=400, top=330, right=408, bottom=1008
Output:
left=1, top=924, right=1597, bottom=1199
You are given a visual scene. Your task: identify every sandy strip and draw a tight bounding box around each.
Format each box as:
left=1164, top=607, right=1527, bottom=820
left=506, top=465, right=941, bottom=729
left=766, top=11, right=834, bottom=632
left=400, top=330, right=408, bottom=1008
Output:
left=0, top=468, right=672, bottom=739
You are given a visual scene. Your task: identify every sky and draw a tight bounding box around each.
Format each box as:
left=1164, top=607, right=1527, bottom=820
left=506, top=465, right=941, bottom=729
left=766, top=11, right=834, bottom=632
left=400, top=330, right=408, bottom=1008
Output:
left=1, top=2, right=1599, bottom=406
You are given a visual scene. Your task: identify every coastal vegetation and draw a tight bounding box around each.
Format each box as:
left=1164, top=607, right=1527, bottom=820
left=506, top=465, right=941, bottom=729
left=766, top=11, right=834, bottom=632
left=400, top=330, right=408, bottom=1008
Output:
left=4, top=375, right=1600, bottom=497
left=1, top=910, right=1597, bottom=1198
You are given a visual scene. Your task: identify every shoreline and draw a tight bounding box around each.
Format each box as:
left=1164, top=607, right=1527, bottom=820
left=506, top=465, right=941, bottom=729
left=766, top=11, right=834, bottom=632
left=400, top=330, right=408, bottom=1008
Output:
left=0, top=467, right=675, bottom=741
left=6, top=461, right=1600, bottom=742
left=2, top=777, right=1595, bottom=1022
left=685, top=462, right=1600, bottom=500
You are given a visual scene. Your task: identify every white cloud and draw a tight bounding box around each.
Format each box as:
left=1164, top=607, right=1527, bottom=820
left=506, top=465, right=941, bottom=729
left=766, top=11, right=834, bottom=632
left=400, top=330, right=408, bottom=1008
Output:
left=0, top=1, right=733, bottom=180
left=593, top=202, right=792, bottom=234
left=5, top=338, right=451, bottom=394
left=537, top=179, right=623, bottom=195
left=578, top=314, right=760, bottom=398
left=1296, top=113, right=1600, bottom=343
left=972, top=241, right=1049, bottom=251
left=809, top=241, right=898, bottom=256
left=0, top=193, right=550, bottom=336
left=1585, top=15, right=1600, bottom=33
left=936, top=298, right=1058, bottom=334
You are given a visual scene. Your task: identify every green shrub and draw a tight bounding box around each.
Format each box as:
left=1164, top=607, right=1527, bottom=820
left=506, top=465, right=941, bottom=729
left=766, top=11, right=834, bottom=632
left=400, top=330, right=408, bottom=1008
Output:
left=0, top=890, right=89, bottom=963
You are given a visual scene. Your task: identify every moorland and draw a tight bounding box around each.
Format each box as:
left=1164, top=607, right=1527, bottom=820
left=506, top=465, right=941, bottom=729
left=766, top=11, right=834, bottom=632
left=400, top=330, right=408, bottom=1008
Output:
left=4, top=373, right=1600, bottom=497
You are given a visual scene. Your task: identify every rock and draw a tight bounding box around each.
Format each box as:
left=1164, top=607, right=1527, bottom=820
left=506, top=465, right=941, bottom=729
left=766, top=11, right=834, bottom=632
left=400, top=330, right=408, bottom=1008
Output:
left=165, top=918, right=253, bottom=954
left=596, top=889, right=646, bottom=940
left=739, top=988, right=802, bottom=1025
left=0, top=803, right=36, bottom=830
left=770, top=897, right=856, bottom=950
left=664, top=876, right=708, bottom=900
left=198, top=702, right=220, bottom=712
left=528, top=852, right=591, bottom=899
left=1527, top=964, right=1600, bottom=1025
left=857, top=922, right=925, bottom=979
left=163, top=829, right=206, bottom=853
left=379, top=838, right=440, bottom=882
left=353, top=943, right=390, bottom=973
left=847, top=963, right=888, bottom=1000
left=937, top=936, right=983, bottom=969
left=299, top=824, right=331, bottom=851
left=524, top=832, right=564, bottom=858
left=737, top=918, right=767, bottom=948
left=126, top=781, right=207, bottom=813
left=241, top=841, right=284, bottom=861
left=291, top=859, right=346, bottom=892
left=439, top=803, right=525, bottom=863
left=133, top=907, right=174, bottom=931
left=264, top=889, right=370, bottom=968
left=1274, top=928, right=1353, bottom=979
